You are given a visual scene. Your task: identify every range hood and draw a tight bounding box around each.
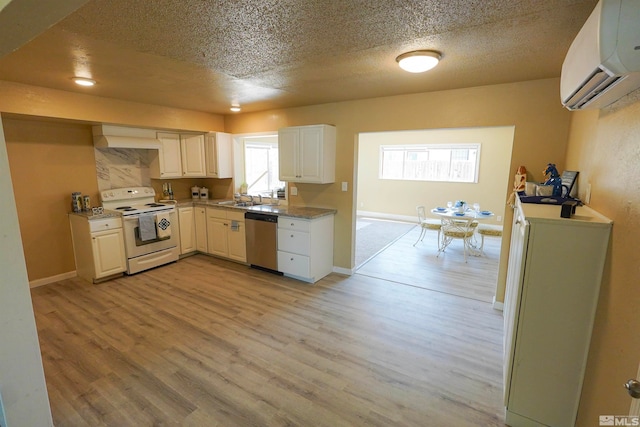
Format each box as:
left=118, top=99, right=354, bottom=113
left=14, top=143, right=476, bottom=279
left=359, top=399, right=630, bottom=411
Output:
left=92, top=124, right=162, bottom=149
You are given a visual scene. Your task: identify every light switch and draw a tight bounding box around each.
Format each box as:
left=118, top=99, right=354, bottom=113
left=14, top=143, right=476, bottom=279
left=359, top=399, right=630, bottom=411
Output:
left=290, top=186, right=298, bottom=196
left=341, top=182, right=348, bottom=192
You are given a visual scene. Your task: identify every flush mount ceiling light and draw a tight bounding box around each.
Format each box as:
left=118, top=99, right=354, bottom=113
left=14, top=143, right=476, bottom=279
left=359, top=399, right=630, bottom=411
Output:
left=72, top=77, right=96, bottom=87
left=230, top=105, right=241, bottom=112
left=396, top=50, right=442, bottom=73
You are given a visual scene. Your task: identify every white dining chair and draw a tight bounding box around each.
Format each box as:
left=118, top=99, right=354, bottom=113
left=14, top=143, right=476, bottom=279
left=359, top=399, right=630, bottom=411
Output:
left=413, top=206, right=442, bottom=247
left=476, top=223, right=503, bottom=254
left=438, top=219, right=476, bottom=262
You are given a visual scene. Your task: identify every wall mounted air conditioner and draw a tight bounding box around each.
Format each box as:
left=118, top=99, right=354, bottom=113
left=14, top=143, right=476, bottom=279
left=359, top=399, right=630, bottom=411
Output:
left=561, top=0, right=640, bottom=110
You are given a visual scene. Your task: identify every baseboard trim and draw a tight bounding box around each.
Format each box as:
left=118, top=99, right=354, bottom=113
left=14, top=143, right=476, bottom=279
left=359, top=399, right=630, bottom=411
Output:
left=493, top=296, right=504, bottom=311
left=332, top=266, right=353, bottom=276
left=357, top=210, right=416, bottom=224
left=29, top=271, right=77, bottom=288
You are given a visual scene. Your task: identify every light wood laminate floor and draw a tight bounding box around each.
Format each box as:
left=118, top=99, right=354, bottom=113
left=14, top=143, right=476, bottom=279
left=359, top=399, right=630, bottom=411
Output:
left=31, top=254, right=505, bottom=426
left=357, top=226, right=502, bottom=303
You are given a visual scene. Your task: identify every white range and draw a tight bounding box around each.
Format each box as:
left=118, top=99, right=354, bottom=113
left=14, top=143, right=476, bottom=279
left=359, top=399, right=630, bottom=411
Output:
left=101, top=186, right=179, bottom=274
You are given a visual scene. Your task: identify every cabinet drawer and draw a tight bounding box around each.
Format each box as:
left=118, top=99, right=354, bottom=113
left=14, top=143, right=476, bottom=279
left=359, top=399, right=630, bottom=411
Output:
left=89, top=217, right=122, bottom=232
left=278, top=251, right=310, bottom=278
left=206, top=207, right=226, bottom=219
left=277, top=229, right=310, bottom=255
left=278, top=217, right=310, bottom=232
left=227, top=210, right=245, bottom=222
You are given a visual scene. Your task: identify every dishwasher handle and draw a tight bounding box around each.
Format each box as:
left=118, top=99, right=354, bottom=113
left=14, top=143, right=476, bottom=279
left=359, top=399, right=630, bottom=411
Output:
left=244, top=212, right=278, bottom=223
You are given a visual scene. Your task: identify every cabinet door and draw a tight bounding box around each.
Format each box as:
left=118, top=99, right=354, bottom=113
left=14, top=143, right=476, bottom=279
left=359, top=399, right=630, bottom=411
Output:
left=205, top=132, right=233, bottom=178
left=178, top=207, right=196, bottom=254
left=278, top=128, right=299, bottom=181
left=206, top=216, right=228, bottom=257
left=503, top=208, right=529, bottom=404
left=298, top=126, right=323, bottom=182
left=157, top=132, right=182, bottom=178
left=227, top=219, right=246, bottom=262
left=194, top=207, right=208, bottom=252
left=92, top=228, right=126, bottom=278
left=180, top=134, right=206, bottom=177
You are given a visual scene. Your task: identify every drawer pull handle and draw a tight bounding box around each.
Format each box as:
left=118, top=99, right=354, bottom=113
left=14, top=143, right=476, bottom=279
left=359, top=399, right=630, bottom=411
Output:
left=291, top=234, right=294, bottom=238
left=290, top=257, right=294, bottom=261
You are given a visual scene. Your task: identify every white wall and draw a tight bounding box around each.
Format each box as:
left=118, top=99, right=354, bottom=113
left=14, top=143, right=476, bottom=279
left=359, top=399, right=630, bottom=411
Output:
left=0, top=118, right=53, bottom=425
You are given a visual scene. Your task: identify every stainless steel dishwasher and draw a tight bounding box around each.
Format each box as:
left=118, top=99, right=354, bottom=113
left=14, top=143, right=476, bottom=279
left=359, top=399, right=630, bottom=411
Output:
left=244, top=212, right=280, bottom=273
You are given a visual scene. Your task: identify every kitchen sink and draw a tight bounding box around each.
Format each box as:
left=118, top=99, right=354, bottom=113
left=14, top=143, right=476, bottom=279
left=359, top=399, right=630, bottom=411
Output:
left=233, top=201, right=261, bottom=207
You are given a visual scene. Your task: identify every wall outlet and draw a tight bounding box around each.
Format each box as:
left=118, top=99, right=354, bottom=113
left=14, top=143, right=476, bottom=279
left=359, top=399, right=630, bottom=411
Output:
left=290, top=186, right=298, bottom=196
left=497, top=216, right=502, bottom=222
left=341, top=181, right=348, bottom=192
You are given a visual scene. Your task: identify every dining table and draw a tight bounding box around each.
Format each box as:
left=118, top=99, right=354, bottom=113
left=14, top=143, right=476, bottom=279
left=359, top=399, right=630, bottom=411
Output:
left=430, top=206, right=495, bottom=258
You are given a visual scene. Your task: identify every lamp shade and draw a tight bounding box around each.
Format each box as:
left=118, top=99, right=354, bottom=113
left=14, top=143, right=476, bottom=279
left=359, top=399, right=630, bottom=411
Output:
left=396, top=50, right=441, bottom=73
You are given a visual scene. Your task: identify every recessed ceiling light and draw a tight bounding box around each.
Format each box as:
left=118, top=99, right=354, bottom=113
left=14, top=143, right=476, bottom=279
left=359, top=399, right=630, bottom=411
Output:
left=230, top=106, right=241, bottom=112
left=396, top=50, right=441, bottom=73
left=72, top=77, right=96, bottom=87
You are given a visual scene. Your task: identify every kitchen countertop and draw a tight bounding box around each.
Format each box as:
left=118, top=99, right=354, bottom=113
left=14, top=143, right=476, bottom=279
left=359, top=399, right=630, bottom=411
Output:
left=171, top=198, right=336, bottom=219
left=68, top=211, right=121, bottom=220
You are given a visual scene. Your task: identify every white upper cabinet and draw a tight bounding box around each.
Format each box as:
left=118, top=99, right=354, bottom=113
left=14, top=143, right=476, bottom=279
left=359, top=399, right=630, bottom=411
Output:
left=151, top=132, right=182, bottom=178
left=205, top=132, right=233, bottom=178
left=180, top=134, right=206, bottom=177
left=278, top=124, right=336, bottom=183
left=151, top=131, right=231, bottom=179
left=151, top=132, right=206, bottom=178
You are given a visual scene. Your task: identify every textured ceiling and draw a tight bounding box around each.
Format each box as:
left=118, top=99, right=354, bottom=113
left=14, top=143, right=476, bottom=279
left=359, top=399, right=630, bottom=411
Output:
left=0, top=0, right=598, bottom=114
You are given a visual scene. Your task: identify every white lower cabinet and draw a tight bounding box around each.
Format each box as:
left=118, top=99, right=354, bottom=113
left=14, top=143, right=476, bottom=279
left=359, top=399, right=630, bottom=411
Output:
left=69, top=215, right=127, bottom=283
left=277, top=214, right=334, bottom=283
left=206, top=207, right=246, bottom=262
left=504, top=197, right=612, bottom=427
left=178, top=206, right=196, bottom=255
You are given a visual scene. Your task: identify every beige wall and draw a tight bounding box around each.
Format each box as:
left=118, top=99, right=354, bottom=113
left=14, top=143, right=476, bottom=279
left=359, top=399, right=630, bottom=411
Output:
left=565, top=98, right=640, bottom=425
left=3, top=117, right=97, bottom=281
left=357, top=127, right=514, bottom=222
left=225, top=77, right=572, bottom=299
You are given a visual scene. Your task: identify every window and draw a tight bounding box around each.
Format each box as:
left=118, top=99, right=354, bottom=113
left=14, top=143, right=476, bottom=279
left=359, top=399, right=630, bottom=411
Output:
left=243, top=137, right=284, bottom=195
left=380, top=144, right=480, bottom=183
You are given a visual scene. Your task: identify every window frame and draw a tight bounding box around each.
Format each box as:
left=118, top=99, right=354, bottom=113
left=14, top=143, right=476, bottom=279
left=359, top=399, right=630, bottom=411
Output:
left=379, top=143, right=481, bottom=183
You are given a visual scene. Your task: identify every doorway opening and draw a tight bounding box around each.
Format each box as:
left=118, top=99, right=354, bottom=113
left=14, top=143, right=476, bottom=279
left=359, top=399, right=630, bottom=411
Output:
left=354, top=126, right=514, bottom=303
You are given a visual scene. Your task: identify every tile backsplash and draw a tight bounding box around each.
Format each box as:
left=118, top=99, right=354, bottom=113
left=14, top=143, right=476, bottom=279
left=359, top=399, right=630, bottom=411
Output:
left=95, top=148, right=151, bottom=191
